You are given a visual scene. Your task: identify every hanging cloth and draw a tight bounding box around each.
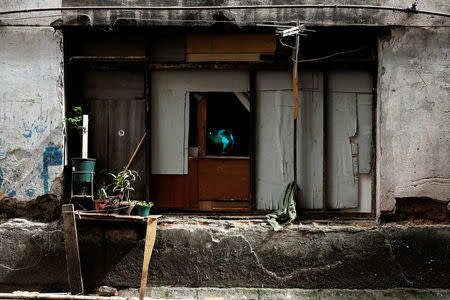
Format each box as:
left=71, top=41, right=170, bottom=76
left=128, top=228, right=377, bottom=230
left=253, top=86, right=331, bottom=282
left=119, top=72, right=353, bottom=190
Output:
left=266, top=181, right=298, bottom=231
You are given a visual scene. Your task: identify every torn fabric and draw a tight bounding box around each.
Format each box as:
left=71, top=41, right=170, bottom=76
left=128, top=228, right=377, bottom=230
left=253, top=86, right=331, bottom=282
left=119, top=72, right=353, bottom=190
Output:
left=266, top=181, right=298, bottom=231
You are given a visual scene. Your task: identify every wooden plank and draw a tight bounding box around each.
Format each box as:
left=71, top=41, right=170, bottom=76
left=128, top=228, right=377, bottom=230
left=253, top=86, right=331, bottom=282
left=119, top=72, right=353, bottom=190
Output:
left=198, top=158, right=250, bottom=201
left=74, top=211, right=161, bottom=223
left=186, top=53, right=261, bottom=62
left=186, top=33, right=276, bottom=54
left=152, top=158, right=199, bottom=210
left=145, top=63, right=151, bottom=202
left=62, top=204, right=84, bottom=295
left=199, top=200, right=250, bottom=212
left=139, top=219, right=158, bottom=300
left=197, top=98, right=207, bottom=156
left=108, top=97, right=146, bottom=200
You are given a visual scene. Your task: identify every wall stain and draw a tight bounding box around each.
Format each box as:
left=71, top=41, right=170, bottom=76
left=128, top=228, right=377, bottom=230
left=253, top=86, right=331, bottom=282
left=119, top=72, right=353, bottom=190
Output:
left=23, top=129, right=32, bottom=138
left=25, top=188, right=35, bottom=197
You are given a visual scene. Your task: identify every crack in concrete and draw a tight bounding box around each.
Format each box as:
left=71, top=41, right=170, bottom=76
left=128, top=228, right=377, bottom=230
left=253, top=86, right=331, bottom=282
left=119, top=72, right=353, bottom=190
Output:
left=235, top=233, right=346, bottom=281
left=382, top=230, right=414, bottom=287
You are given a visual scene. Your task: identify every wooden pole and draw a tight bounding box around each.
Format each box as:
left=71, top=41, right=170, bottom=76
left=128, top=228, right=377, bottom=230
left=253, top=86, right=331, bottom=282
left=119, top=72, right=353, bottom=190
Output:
left=139, top=218, right=158, bottom=300
left=62, top=204, right=84, bottom=295
left=124, top=132, right=147, bottom=173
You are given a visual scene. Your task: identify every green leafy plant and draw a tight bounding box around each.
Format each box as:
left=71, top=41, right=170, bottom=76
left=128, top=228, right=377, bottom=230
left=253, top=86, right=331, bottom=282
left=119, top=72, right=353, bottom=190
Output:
left=119, top=200, right=135, bottom=206
left=97, top=187, right=108, bottom=200
left=135, top=201, right=154, bottom=208
left=61, top=106, right=85, bottom=132
left=108, top=169, right=139, bottom=202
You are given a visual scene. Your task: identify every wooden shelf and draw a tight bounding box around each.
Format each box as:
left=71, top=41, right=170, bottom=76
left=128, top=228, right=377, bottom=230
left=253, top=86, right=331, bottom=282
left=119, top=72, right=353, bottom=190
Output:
left=73, top=211, right=161, bottom=223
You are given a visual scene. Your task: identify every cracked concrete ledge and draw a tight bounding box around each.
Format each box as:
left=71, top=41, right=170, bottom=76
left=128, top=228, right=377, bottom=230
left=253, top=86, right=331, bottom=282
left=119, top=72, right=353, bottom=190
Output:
left=0, top=218, right=449, bottom=292
left=118, top=287, right=450, bottom=300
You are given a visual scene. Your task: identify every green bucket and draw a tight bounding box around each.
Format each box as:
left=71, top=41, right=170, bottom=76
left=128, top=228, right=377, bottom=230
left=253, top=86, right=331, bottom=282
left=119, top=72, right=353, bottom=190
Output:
left=72, top=158, right=96, bottom=182
left=135, top=205, right=151, bottom=217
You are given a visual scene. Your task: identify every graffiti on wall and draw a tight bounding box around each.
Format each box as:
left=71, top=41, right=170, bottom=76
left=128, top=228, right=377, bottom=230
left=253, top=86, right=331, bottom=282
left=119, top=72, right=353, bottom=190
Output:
left=41, top=143, right=62, bottom=194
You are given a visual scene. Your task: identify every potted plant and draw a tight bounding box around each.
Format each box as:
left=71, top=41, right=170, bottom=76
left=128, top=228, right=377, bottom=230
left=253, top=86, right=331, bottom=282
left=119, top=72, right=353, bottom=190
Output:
left=109, top=169, right=139, bottom=214
left=134, top=201, right=154, bottom=217
left=105, top=196, right=120, bottom=214
left=119, top=200, right=136, bottom=215
left=63, top=106, right=96, bottom=200
left=94, top=187, right=108, bottom=213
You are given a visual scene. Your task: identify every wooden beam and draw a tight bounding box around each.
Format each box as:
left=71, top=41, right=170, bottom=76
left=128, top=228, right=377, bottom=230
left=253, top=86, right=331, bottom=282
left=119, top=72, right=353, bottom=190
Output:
left=186, top=53, right=261, bottom=62
left=62, top=204, right=84, bottom=295
left=145, top=64, right=152, bottom=202
left=186, top=33, right=276, bottom=54
left=197, top=97, right=207, bottom=156
left=139, top=219, right=158, bottom=300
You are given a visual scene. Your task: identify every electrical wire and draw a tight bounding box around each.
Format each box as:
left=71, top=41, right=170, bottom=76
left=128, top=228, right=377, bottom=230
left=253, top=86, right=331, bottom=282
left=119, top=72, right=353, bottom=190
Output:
left=293, top=47, right=368, bottom=63
left=0, top=4, right=448, bottom=18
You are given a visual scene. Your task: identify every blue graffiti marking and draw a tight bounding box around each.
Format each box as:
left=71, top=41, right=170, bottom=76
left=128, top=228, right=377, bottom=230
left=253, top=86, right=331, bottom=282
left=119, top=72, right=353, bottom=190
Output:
left=41, top=143, right=62, bottom=194
left=23, top=129, right=32, bottom=138
left=25, top=188, right=35, bottom=197
left=0, top=168, right=3, bottom=189
left=7, top=190, right=16, bottom=198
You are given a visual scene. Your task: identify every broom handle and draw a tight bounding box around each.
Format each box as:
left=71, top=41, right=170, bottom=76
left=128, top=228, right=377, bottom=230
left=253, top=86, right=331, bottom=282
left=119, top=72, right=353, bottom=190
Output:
left=124, top=132, right=147, bottom=173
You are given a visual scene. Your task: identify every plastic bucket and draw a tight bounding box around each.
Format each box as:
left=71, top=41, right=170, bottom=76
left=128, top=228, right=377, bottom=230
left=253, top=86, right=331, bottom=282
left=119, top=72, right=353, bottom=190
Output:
left=72, top=158, right=96, bottom=182
left=135, top=205, right=151, bottom=217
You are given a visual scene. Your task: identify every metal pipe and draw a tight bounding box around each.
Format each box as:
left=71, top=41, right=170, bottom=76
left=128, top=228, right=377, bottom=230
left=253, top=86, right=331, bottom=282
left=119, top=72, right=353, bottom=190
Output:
left=0, top=4, right=449, bottom=18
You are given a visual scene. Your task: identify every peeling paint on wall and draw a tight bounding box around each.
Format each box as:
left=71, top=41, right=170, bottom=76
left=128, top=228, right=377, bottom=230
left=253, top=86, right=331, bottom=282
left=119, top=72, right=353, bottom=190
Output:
left=0, top=27, right=64, bottom=200
left=41, top=143, right=63, bottom=194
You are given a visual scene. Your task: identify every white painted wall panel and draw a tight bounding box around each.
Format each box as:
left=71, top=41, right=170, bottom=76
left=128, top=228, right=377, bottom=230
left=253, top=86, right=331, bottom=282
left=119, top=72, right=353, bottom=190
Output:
left=356, top=94, right=373, bottom=174
left=327, top=92, right=359, bottom=209
left=255, top=88, right=294, bottom=210
left=297, top=72, right=324, bottom=209
left=328, top=70, right=373, bottom=93
left=151, top=71, right=249, bottom=174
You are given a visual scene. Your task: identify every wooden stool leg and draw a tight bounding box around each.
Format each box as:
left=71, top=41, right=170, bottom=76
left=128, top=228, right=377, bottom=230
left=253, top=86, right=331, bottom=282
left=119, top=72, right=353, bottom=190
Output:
left=139, top=219, right=157, bottom=300
left=62, top=204, right=84, bottom=295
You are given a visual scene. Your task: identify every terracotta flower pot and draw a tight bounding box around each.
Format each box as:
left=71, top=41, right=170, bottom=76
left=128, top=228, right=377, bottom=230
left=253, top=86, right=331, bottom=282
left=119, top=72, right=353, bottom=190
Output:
left=94, top=200, right=107, bottom=213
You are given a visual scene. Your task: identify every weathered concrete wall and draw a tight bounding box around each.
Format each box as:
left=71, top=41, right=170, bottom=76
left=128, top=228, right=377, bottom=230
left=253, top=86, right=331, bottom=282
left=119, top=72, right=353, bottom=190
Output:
left=0, top=1, right=62, bottom=26
left=56, top=0, right=449, bottom=27
left=0, top=1, right=447, bottom=27
left=0, top=27, right=65, bottom=200
left=378, top=27, right=450, bottom=214
left=1, top=218, right=449, bottom=292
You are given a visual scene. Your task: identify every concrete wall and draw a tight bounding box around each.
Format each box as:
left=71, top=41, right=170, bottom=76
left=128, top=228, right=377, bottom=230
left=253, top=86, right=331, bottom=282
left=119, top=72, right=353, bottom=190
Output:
left=0, top=26, right=65, bottom=200
left=378, top=27, right=450, bottom=214
left=0, top=218, right=449, bottom=292
left=57, top=0, right=449, bottom=27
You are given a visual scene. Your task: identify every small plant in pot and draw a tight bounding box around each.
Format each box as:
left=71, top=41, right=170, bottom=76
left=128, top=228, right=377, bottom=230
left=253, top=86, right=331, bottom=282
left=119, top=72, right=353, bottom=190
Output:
left=63, top=106, right=96, bottom=208
left=134, top=201, right=154, bottom=217
left=94, top=187, right=108, bottom=213
left=109, top=169, right=139, bottom=215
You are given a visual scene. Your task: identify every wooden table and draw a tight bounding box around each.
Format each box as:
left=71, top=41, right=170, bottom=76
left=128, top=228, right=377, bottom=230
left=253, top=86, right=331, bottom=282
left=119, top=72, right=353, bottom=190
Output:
left=62, top=204, right=161, bottom=300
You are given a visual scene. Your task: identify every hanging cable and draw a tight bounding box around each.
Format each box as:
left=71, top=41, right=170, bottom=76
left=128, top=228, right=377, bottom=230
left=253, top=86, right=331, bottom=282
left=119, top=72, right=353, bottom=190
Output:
left=0, top=4, right=448, bottom=18
left=293, top=47, right=368, bottom=63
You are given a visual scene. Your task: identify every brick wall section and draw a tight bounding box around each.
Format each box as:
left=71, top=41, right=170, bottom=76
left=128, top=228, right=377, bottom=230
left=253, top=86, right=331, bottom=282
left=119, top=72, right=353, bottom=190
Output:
left=383, top=198, right=450, bottom=224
